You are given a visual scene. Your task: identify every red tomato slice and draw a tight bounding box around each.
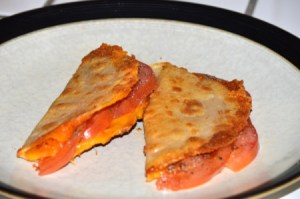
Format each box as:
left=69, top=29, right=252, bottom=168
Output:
left=36, top=63, right=156, bottom=175
left=37, top=130, right=82, bottom=176
left=83, top=108, right=114, bottom=139
left=113, top=62, right=157, bottom=118
left=226, top=119, right=259, bottom=171
left=37, top=108, right=113, bottom=175
left=156, top=145, right=232, bottom=191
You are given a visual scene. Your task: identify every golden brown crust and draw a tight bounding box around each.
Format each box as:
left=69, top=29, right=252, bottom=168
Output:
left=143, top=62, right=252, bottom=180
left=20, top=44, right=139, bottom=151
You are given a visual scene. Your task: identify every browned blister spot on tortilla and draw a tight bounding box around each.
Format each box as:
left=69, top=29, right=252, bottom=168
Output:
left=166, top=110, right=173, bottom=116
left=185, top=122, right=193, bottom=127
left=201, top=85, right=212, bottom=91
left=180, top=99, right=203, bottom=116
left=93, top=73, right=113, bottom=82
left=170, top=98, right=180, bottom=103
left=172, top=86, right=182, bottom=92
left=186, top=136, right=206, bottom=147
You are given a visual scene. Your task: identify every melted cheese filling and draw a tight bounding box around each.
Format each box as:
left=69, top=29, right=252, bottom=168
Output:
left=18, top=102, right=146, bottom=162
left=75, top=103, right=146, bottom=156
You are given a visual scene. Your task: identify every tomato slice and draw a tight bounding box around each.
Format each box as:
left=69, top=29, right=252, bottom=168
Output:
left=36, top=108, right=114, bottom=175
left=156, top=146, right=232, bottom=191
left=113, top=62, right=157, bottom=118
left=226, top=119, right=259, bottom=171
left=83, top=108, right=114, bottom=140
left=36, top=63, right=156, bottom=175
left=37, top=130, right=82, bottom=176
left=156, top=120, right=259, bottom=191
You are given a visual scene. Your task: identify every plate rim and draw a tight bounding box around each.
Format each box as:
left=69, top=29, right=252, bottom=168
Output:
left=0, top=0, right=299, bottom=198
left=0, top=0, right=299, bottom=67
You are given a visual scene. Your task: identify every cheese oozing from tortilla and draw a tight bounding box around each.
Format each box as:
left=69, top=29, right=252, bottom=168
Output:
left=143, top=62, right=252, bottom=181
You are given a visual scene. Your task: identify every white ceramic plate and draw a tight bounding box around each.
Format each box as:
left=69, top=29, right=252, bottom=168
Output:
left=0, top=1, right=299, bottom=198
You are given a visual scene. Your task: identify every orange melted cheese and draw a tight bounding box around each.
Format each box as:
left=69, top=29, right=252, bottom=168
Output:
left=17, top=113, right=90, bottom=161
left=17, top=101, right=146, bottom=163
left=75, top=102, right=147, bottom=156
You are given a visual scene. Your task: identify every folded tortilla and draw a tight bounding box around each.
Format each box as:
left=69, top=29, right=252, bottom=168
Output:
left=17, top=43, right=156, bottom=175
left=143, top=62, right=252, bottom=181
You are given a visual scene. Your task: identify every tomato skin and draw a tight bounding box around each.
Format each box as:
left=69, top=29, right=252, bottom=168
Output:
left=226, top=119, right=259, bottom=171
left=156, top=145, right=232, bottom=191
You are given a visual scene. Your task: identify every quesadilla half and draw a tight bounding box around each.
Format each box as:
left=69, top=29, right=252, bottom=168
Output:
left=17, top=43, right=157, bottom=175
left=143, top=62, right=258, bottom=190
